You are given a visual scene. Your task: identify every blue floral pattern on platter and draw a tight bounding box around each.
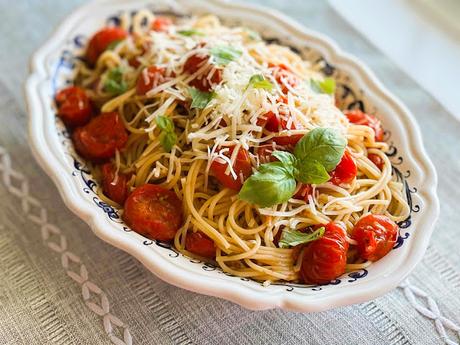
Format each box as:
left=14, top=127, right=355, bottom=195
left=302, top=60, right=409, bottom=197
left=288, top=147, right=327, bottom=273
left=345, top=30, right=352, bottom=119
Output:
left=53, top=9, right=420, bottom=292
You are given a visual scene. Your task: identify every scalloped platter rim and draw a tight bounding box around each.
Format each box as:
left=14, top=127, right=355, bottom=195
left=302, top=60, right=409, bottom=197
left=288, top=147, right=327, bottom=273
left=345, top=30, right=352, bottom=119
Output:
left=25, top=0, right=439, bottom=312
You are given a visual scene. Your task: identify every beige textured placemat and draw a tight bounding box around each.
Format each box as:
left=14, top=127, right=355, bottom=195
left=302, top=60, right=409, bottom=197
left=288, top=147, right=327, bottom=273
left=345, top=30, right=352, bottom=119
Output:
left=0, top=1, right=459, bottom=344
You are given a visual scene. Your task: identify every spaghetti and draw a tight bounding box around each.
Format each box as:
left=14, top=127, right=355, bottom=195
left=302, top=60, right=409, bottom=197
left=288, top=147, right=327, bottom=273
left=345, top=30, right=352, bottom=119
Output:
left=55, top=11, right=410, bottom=285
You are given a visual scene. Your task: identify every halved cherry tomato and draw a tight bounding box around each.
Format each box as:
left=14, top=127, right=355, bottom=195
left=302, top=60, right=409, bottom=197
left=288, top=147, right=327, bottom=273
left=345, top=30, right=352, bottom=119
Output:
left=86, top=27, right=128, bottom=66
left=136, top=66, right=168, bottom=95
left=368, top=153, right=384, bottom=170
left=294, top=184, right=313, bottom=202
left=345, top=109, right=384, bottom=142
left=101, top=163, right=129, bottom=205
left=183, top=53, right=222, bottom=91
left=151, top=17, right=172, bottom=32
left=186, top=232, right=216, bottom=258
left=352, top=214, right=398, bottom=261
left=269, top=63, right=300, bottom=94
left=300, top=222, right=349, bottom=284
left=72, top=112, right=128, bottom=161
left=123, top=184, right=183, bottom=241
left=210, top=146, right=252, bottom=190
left=329, top=151, right=357, bottom=185
left=55, top=86, right=92, bottom=127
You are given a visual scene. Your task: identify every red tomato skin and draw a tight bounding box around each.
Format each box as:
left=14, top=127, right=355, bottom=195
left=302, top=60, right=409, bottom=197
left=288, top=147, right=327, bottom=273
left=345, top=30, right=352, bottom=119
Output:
left=259, top=113, right=303, bottom=146
left=329, top=151, right=358, bottom=186
left=136, top=66, right=167, bottom=95
left=101, top=163, right=129, bottom=205
left=352, top=214, right=398, bottom=261
left=300, top=223, right=349, bottom=285
left=86, top=27, right=128, bottom=66
left=72, top=112, right=128, bottom=162
left=345, top=109, right=384, bottom=142
left=294, top=184, right=313, bottom=202
left=269, top=63, right=299, bottom=93
left=151, top=17, right=172, bottom=32
left=123, top=184, right=183, bottom=241
left=368, top=153, right=384, bottom=170
left=183, top=53, right=222, bottom=91
left=186, top=232, right=216, bottom=258
left=210, top=146, right=252, bottom=191
left=55, top=86, right=93, bottom=127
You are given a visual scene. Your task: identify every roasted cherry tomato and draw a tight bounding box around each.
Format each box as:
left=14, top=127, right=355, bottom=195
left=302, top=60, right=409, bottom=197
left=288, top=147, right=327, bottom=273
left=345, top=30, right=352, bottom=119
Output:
left=151, top=17, right=173, bottom=32
left=352, top=214, right=398, bottom=261
left=258, top=97, right=303, bottom=145
left=269, top=63, right=300, bottom=94
left=210, top=146, right=252, bottom=191
left=101, top=163, right=129, bottom=205
left=183, top=53, right=222, bottom=91
left=55, top=86, right=92, bottom=127
left=86, top=27, right=128, bottom=66
left=136, top=66, right=168, bottom=95
left=345, top=109, right=384, bottom=142
left=329, top=151, right=357, bottom=185
left=368, top=153, right=384, bottom=170
left=300, top=222, right=349, bottom=284
left=186, top=231, right=216, bottom=258
left=72, top=112, right=128, bottom=161
left=294, top=184, right=313, bottom=202
left=123, top=184, right=183, bottom=241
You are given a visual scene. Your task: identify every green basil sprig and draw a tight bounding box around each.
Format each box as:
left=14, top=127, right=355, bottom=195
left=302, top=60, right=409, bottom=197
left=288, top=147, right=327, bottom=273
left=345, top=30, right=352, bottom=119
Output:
left=278, top=227, right=325, bottom=248
left=210, top=45, right=242, bottom=66
left=189, top=87, right=215, bottom=109
left=310, top=77, right=336, bottom=95
left=104, top=67, right=127, bottom=95
left=177, top=29, right=204, bottom=37
left=239, top=128, right=346, bottom=207
left=155, top=115, right=177, bottom=152
left=247, top=74, right=273, bottom=91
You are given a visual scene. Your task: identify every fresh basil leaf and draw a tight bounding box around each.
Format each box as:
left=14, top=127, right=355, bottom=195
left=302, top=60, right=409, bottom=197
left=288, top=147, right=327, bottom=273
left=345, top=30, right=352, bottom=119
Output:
left=189, top=87, right=215, bottom=109
left=271, top=151, right=297, bottom=167
left=155, top=116, right=176, bottom=152
left=310, top=78, right=336, bottom=95
left=294, top=160, right=330, bottom=184
left=293, top=128, right=346, bottom=172
left=106, top=39, right=123, bottom=51
left=239, top=162, right=296, bottom=208
left=104, top=67, right=127, bottom=95
left=247, top=74, right=273, bottom=91
left=278, top=227, right=325, bottom=248
left=210, top=45, right=242, bottom=66
left=159, top=131, right=177, bottom=152
left=156, top=115, right=175, bottom=132
left=178, top=29, right=204, bottom=37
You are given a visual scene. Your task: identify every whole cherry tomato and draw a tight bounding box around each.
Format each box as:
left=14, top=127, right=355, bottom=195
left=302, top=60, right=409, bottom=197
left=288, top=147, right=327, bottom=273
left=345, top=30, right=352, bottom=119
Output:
left=300, top=222, right=349, bottom=284
left=55, top=86, right=92, bottom=127
left=186, top=232, right=216, bottom=258
left=101, top=163, right=129, bottom=205
left=72, top=112, right=128, bottom=162
left=123, top=184, right=183, bottom=241
left=352, top=214, right=398, bottom=261
left=86, top=27, right=128, bottom=66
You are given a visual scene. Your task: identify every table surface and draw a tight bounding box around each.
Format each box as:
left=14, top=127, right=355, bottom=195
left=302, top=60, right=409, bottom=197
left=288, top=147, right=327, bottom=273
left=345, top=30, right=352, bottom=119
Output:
left=0, top=1, right=459, bottom=344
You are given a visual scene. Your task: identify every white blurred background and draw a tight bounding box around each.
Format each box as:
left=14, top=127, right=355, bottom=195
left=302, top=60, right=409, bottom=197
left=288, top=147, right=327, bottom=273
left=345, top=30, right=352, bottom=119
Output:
left=329, top=0, right=460, bottom=121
